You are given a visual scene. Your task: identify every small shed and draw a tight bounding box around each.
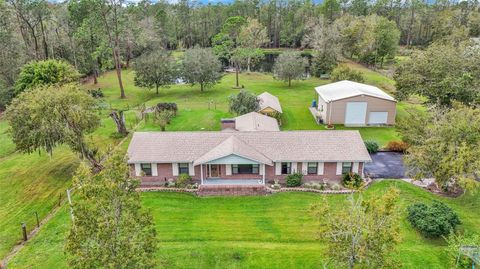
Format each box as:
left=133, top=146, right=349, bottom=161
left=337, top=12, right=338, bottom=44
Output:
left=258, top=92, right=282, bottom=116
left=314, top=80, right=396, bottom=126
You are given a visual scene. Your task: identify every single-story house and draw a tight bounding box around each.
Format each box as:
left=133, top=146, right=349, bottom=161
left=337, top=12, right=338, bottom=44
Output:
left=220, top=112, right=280, bottom=132
left=258, top=92, right=282, bottom=116
left=314, top=80, right=396, bottom=126
left=127, top=131, right=371, bottom=186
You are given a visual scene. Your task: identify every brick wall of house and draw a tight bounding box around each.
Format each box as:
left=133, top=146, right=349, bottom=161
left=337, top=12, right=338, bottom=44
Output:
left=131, top=162, right=365, bottom=186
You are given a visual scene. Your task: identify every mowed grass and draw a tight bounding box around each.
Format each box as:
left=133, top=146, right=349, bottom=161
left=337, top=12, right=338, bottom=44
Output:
left=85, top=69, right=417, bottom=145
left=8, top=180, right=480, bottom=268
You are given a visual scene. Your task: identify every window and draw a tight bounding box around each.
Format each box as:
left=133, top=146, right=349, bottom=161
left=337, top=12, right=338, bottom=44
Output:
left=141, top=163, right=152, bottom=176
left=178, top=163, right=189, bottom=175
left=307, top=162, right=317, bottom=174
left=232, top=164, right=259, bottom=174
left=342, top=162, right=352, bottom=174
left=281, top=162, right=291, bottom=174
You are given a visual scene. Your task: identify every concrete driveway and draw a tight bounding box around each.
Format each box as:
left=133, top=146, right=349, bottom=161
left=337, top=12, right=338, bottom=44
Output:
left=364, top=152, right=405, bottom=179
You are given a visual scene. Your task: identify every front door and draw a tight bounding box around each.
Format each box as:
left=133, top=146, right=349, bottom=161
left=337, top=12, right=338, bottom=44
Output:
left=209, top=164, right=220, bottom=177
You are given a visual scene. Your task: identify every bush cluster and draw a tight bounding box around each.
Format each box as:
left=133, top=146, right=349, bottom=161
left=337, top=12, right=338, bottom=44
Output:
left=303, top=182, right=326, bottom=190
left=155, top=102, right=178, bottom=115
left=331, top=66, right=364, bottom=83
left=407, top=201, right=461, bottom=238
left=87, top=88, right=104, bottom=98
left=342, top=173, right=364, bottom=189
left=364, top=140, right=379, bottom=153
left=285, top=172, right=303, bottom=187
left=176, top=173, right=192, bottom=188
left=386, top=141, right=409, bottom=152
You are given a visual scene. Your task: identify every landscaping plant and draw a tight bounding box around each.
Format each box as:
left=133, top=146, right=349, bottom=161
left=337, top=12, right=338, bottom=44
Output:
left=342, top=172, right=364, bottom=189
left=364, top=140, right=379, bottom=153
left=407, top=201, right=461, bottom=238
left=176, top=173, right=192, bottom=188
left=285, top=172, right=303, bottom=187
left=386, top=140, right=408, bottom=152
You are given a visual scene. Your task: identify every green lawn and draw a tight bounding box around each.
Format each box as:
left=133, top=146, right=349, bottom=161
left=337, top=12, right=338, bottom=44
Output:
left=85, top=70, right=414, bottom=146
left=1, top=65, right=419, bottom=262
left=7, top=180, right=480, bottom=268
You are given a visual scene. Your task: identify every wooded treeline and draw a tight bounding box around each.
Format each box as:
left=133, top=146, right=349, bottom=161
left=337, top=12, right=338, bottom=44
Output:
left=0, top=0, right=479, bottom=108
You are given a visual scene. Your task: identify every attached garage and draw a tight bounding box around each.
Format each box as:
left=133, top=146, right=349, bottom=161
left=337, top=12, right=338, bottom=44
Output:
left=314, top=80, right=397, bottom=126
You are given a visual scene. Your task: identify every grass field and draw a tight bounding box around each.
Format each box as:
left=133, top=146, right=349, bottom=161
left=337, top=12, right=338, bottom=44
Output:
left=7, top=180, right=480, bottom=268
left=1, top=65, right=419, bottom=263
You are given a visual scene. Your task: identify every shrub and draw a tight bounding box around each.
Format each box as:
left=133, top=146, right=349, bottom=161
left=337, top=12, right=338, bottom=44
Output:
left=364, top=140, right=379, bottom=153
left=271, top=180, right=281, bottom=189
left=330, top=183, right=341, bottom=191
left=87, top=88, right=104, bottom=98
left=407, top=201, right=461, bottom=238
left=386, top=141, right=409, bottom=152
left=303, top=182, right=325, bottom=190
left=165, top=178, right=176, bottom=188
left=285, top=172, right=303, bottom=187
left=176, top=173, right=192, bottom=188
left=331, top=66, right=364, bottom=83
left=342, top=173, right=364, bottom=189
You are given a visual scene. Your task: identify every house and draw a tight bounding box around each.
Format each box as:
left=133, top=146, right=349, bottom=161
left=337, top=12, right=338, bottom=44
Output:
left=127, top=131, right=371, bottom=186
left=314, top=80, right=396, bottom=126
left=220, top=112, right=280, bottom=132
left=258, top=92, right=282, bottom=116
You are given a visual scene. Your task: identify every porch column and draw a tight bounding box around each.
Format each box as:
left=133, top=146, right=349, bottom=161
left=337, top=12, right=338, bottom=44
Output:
left=200, top=164, right=204, bottom=185
left=262, top=164, right=265, bottom=184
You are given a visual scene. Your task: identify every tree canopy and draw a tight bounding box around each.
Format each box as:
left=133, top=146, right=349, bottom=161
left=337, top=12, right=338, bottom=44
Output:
left=133, top=50, right=177, bottom=94
left=14, top=60, right=79, bottom=94
left=5, top=83, right=101, bottom=168
left=65, top=152, right=157, bottom=269
left=273, top=51, right=306, bottom=87
left=182, top=47, right=222, bottom=92
left=228, top=90, right=260, bottom=115
left=394, top=41, right=480, bottom=107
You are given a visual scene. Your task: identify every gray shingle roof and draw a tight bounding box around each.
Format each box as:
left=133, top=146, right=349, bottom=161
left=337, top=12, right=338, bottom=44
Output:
left=127, top=131, right=371, bottom=164
left=234, top=112, right=279, bottom=131
left=258, top=92, right=283, bottom=113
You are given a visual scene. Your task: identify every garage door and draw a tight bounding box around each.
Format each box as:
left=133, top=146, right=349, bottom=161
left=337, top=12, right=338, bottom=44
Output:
left=369, top=112, right=388, bottom=125
left=345, top=102, right=367, bottom=125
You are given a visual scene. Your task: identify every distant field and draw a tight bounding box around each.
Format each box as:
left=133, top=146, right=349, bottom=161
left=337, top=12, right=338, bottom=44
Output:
left=8, top=180, right=480, bottom=268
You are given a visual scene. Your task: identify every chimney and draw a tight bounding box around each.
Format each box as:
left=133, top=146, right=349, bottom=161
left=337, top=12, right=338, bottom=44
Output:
left=220, top=118, right=236, bottom=130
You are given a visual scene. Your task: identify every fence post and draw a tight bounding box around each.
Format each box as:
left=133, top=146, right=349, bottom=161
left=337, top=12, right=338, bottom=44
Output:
left=21, top=223, right=27, bottom=241
left=34, top=212, right=39, bottom=228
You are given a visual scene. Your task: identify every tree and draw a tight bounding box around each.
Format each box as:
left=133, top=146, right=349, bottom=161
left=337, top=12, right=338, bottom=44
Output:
left=65, top=152, right=157, bottom=269
left=394, top=41, right=480, bottom=107
left=154, top=109, right=174, bottom=131
left=238, top=18, right=268, bottom=72
left=331, top=65, right=364, bottom=82
left=5, top=84, right=101, bottom=169
left=109, top=110, right=128, bottom=137
left=133, top=50, right=177, bottom=94
left=212, top=16, right=247, bottom=63
left=372, top=16, right=400, bottom=66
left=303, top=19, right=341, bottom=76
left=311, top=188, right=401, bottom=269
left=181, top=47, right=222, bottom=92
left=398, top=105, right=480, bottom=191
left=320, top=0, right=341, bottom=23
left=14, top=59, right=79, bottom=94
left=228, top=90, right=260, bottom=115
left=273, top=51, right=306, bottom=87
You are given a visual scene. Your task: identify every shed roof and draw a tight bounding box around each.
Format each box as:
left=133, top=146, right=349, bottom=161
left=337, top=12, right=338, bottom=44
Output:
left=315, top=80, right=395, bottom=102
left=234, top=112, right=279, bottom=132
left=258, top=92, right=283, bottom=113
left=127, top=131, right=371, bottom=164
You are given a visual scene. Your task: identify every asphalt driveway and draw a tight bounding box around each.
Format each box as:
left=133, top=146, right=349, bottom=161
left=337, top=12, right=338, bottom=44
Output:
left=364, top=152, right=405, bottom=179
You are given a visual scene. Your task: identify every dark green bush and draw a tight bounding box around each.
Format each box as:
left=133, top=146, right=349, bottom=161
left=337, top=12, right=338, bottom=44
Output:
left=285, top=172, right=303, bottom=187
left=87, top=88, right=104, bottom=98
left=342, top=173, right=364, bottom=189
left=176, top=173, right=192, bottom=188
left=407, top=201, right=461, bottom=238
left=364, top=140, right=379, bottom=153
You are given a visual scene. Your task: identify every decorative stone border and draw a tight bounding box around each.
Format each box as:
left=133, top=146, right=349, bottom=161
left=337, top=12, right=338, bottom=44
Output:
left=137, top=186, right=198, bottom=193
left=266, top=187, right=355, bottom=194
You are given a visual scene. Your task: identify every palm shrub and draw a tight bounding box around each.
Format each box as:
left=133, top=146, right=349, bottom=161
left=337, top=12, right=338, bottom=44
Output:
left=285, top=172, right=303, bottom=187
left=407, top=201, right=461, bottom=238
left=342, top=172, right=364, bottom=189
left=364, top=140, right=379, bottom=153
left=176, top=173, right=192, bottom=188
